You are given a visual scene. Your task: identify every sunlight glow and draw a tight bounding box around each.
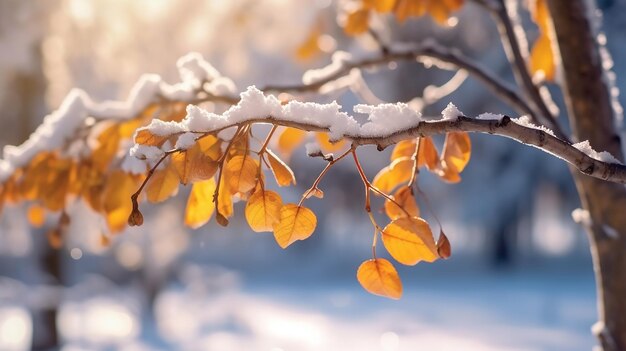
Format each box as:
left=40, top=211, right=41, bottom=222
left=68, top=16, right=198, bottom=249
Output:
left=0, top=307, right=32, bottom=351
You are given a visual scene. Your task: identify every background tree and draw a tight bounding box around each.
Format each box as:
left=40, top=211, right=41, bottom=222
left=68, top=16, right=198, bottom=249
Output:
left=0, top=0, right=624, bottom=350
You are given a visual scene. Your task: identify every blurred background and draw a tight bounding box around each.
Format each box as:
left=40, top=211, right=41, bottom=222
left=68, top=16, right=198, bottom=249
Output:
left=1, top=0, right=624, bottom=350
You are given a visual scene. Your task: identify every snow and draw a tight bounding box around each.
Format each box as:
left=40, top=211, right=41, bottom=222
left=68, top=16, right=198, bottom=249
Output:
left=302, top=51, right=352, bottom=85
left=356, top=103, right=423, bottom=136
left=129, top=145, right=165, bottom=161
left=121, top=155, right=148, bottom=174
left=141, top=86, right=360, bottom=143
left=0, top=52, right=221, bottom=182
left=305, top=142, right=321, bottom=156
left=571, top=208, right=592, bottom=226
left=476, top=113, right=504, bottom=121
left=512, top=116, right=556, bottom=137
left=572, top=140, right=620, bottom=163
left=441, top=102, right=463, bottom=121
left=175, top=132, right=198, bottom=150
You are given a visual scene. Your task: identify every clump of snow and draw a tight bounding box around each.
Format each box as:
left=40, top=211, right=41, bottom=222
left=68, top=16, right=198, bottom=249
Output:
left=302, top=51, right=352, bottom=85
left=205, top=76, right=237, bottom=96
left=441, top=103, right=463, bottom=121
left=357, top=103, right=422, bottom=137
left=121, top=155, right=148, bottom=174
left=0, top=52, right=226, bottom=182
left=572, top=140, right=620, bottom=163
left=512, top=116, right=556, bottom=137
left=175, top=133, right=198, bottom=150
left=305, top=142, right=321, bottom=156
left=476, top=113, right=504, bottom=121
left=143, top=119, right=187, bottom=137
left=130, top=145, right=165, bottom=161
left=571, top=208, right=591, bottom=226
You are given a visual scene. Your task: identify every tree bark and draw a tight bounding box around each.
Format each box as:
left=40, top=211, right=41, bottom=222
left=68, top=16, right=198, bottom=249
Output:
left=547, top=1, right=626, bottom=349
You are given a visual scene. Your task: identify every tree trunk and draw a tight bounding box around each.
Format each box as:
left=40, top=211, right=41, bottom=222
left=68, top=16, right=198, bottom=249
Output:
left=547, top=1, right=626, bottom=349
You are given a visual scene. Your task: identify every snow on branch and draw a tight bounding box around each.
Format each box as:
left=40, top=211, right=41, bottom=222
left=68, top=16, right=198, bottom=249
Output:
left=0, top=53, right=234, bottom=181
left=137, top=86, right=626, bottom=184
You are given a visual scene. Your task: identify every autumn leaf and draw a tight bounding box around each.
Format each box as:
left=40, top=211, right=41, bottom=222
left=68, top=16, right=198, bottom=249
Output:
left=529, top=0, right=555, bottom=81
left=363, top=0, right=395, bottom=12
left=38, top=157, right=72, bottom=211
left=27, top=204, right=46, bottom=228
left=372, top=156, right=414, bottom=194
left=216, top=177, right=233, bottom=225
left=91, top=123, right=121, bottom=171
left=393, top=0, right=463, bottom=24
left=245, top=189, right=283, bottom=232
left=225, top=155, right=259, bottom=194
left=442, top=132, right=471, bottom=173
left=266, top=149, right=296, bottom=187
left=277, top=127, right=307, bottom=159
left=357, top=258, right=403, bottom=299
left=273, top=204, right=317, bottom=248
left=316, top=132, right=346, bottom=153
left=184, top=178, right=216, bottom=229
left=437, top=230, right=452, bottom=259
left=390, top=138, right=439, bottom=171
left=146, top=163, right=180, bottom=203
left=134, top=128, right=169, bottom=147
left=102, top=171, right=140, bottom=233
left=296, top=23, right=324, bottom=61
left=171, top=144, right=218, bottom=185
left=384, top=186, right=420, bottom=220
left=382, top=216, right=438, bottom=265
left=344, top=7, right=370, bottom=36
left=197, top=135, right=222, bottom=160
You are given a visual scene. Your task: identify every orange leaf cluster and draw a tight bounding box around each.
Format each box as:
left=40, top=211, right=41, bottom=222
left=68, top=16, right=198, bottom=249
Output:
left=529, top=0, right=556, bottom=81
left=344, top=0, right=464, bottom=36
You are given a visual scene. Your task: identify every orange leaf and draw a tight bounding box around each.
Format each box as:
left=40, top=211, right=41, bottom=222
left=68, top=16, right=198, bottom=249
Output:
left=146, top=164, right=179, bottom=203
left=216, top=177, right=233, bottom=222
left=225, top=155, right=259, bottom=194
left=245, top=189, right=283, bottom=232
left=316, top=133, right=346, bottom=153
left=363, top=0, right=395, bottom=12
left=529, top=0, right=555, bottom=81
left=390, top=137, right=439, bottom=171
left=102, top=171, right=140, bottom=234
left=272, top=204, right=317, bottom=248
left=295, top=24, right=323, bottom=61
left=441, top=131, right=471, bottom=175
left=372, top=156, right=414, bottom=194
left=266, top=149, right=296, bottom=187
left=27, top=204, right=46, bottom=228
left=382, top=216, right=438, bottom=265
left=344, top=7, right=371, bottom=36
left=277, top=127, right=307, bottom=159
left=134, top=128, right=169, bottom=147
left=91, top=123, right=121, bottom=171
left=356, top=258, right=403, bottom=299
left=437, top=230, right=452, bottom=259
left=184, top=178, right=216, bottom=229
left=171, top=144, right=218, bottom=185
left=384, top=186, right=420, bottom=220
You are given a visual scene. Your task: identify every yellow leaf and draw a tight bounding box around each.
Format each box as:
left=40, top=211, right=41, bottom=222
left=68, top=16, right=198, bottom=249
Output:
left=344, top=7, right=371, bottom=36
left=134, top=128, right=169, bottom=147
left=118, top=118, right=143, bottom=139
left=146, top=164, right=179, bottom=203
left=296, top=24, right=323, bottom=61
left=217, top=177, right=233, bottom=221
left=39, top=157, right=72, bottom=211
left=372, top=157, right=414, bottom=194
left=442, top=132, right=471, bottom=173
left=102, top=171, right=140, bottom=234
left=363, top=0, right=395, bottom=12
left=184, top=178, right=216, bottom=229
left=225, top=155, right=259, bottom=194
left=273, top=204, right=317, bottom=248
left=316, top=133, right=346, bottom=153
left=384, top=186, right=420, bottom=220
left=92, top=123, right=121, bottom=172
left=393, top=0, right=463, bottom=24
left=529, top=0, right=555, bottom=81
left=277, top=127, right=307, bottom=159
left=266, top=149, right=296, bottom=187
left=27, top=204, right=46, bottom=228
left=171, top=144, right=218, bottom=185
left=245, top=190, right=283, bottom=232
left=382, top=217, right=439, bottom=265
left=390, top=137, right=439, bottom=171
left=197, top=135, right=222, bottom=160
left=356, top=258, right=403, bottom=299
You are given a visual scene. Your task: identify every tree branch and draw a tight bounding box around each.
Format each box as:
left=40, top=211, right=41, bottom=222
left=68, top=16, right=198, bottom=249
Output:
left=181, top=112, right=626, bottom=184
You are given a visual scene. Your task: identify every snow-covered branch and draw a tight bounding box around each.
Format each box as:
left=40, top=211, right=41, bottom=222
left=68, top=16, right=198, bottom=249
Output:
left=137, top=86, right=626, bottom=185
